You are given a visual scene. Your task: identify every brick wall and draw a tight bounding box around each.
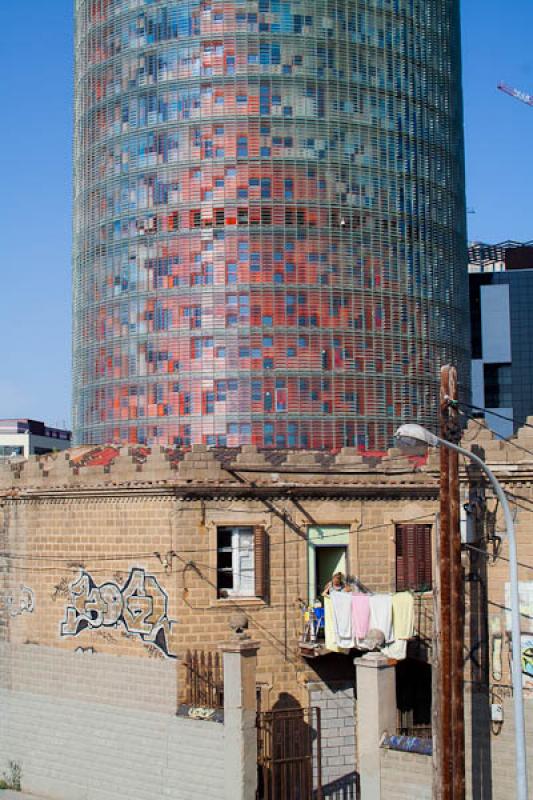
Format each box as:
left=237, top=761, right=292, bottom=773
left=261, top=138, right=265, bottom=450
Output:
left=0, top=445, right=438, bottom=701
left=0, top=685, right=224, bottom=800
left=0, top=442, right=439, bottom=798
left=308, top=681, right=357, bottom=799
left=0, top=643, right=223, bottom=800
left=469, top=694, right=533, bottom=800
left=0, top=643, right=176, bottom=711
left=5, top=429, right=533, bottom=796
left=380, top=750, right=432, bottom=800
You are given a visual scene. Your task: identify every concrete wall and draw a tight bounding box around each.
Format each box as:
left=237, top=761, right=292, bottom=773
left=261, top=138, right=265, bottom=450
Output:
left=379, top=694, right=533, bottom=800
left=308, top=681, right=357, bottom=799
left=0, top=689, right=224, bottom=800
left=0, top=643, right=224, bottom=800
left=473, top=695, right=533, bottom=800
left=380, top=750, right=432, bottom=800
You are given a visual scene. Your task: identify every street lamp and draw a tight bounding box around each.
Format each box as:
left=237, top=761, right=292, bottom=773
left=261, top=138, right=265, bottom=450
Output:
left=395, top=423, right=528, bottom=800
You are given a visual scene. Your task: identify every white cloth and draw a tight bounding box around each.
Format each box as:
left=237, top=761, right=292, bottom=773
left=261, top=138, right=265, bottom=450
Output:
left=381, top=639, right=408, bottom=660
left=369, top=594, right=393, bottom=643
left=330, top=591, right=354, bottom=648
left=391, top=591, right=415, bottom=640
left=324, top=596, right=349, bottom=653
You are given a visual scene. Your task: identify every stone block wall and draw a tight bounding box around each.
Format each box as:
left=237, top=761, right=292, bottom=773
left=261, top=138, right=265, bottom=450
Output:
left=308, top=681, right=357, bottom=799
left=0, top=643, right=224, bottom=800
left=0, top=685, right=224, bottom=800
left=474, top=694, right=533, bottom=800
left=380, top=750, right=432, bottom=800
left=0, top=441, right=442, bottom=799
left=0, top=444, right=438, bottom=700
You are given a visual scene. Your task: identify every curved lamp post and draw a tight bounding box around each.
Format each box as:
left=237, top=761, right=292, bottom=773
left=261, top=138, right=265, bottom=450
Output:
left=395, top=424, right=528, bottom=800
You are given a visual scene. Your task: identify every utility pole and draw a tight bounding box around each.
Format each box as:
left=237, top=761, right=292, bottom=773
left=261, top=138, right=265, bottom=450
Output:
left=448, top=368, right=465, bottom=799
left=438, top=365, right=453, bottom=800
left=437, top=364, right=465, bottom=799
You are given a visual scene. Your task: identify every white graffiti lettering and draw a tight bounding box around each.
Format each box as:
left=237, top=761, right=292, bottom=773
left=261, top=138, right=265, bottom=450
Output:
left=6, top=586, right=35, bottom=617
left=61, top=568, right=176, bottom=657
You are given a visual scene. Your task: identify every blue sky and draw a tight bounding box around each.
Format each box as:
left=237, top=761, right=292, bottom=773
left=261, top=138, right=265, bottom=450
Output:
left=0, top=1, right=532, bottom=427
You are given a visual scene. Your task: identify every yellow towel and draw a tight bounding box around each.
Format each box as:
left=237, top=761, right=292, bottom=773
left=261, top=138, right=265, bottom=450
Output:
left=324, top=596, right=349, bottom=653
left=391, top=591, right=415, bottom=640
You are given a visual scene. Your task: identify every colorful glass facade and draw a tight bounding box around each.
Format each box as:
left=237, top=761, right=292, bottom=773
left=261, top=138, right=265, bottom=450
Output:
left=73, top=0, right=469, bottom=450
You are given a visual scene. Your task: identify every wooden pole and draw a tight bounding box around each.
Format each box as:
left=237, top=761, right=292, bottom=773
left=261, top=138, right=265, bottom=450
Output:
left=432, top=512, right=442, bottom=799
left=439, top=365, right=453, bottom=800
left=448, top=367, right=466, bottom=798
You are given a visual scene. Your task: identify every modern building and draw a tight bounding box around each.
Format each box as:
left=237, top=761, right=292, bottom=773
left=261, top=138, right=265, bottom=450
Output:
left=73, top=0, right=469, bottom=450
left=0, top=419, right=71, bottom=462
left=469, top=240, right=533, bottom=437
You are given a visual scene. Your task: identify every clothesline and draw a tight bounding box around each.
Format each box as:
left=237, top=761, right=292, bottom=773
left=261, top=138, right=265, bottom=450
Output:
left=324, top=590, right=415, bottom=661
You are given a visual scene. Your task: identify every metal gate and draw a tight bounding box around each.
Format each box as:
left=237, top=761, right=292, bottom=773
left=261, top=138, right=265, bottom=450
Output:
left=257, top=706, right=322, bottom=800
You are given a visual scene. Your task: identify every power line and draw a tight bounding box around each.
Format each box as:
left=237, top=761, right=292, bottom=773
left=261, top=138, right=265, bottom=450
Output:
left=452, top=399, right=533, bottom=433
left=0, top=511, right=436, bottom=563
left=466, top=542, right=533, bottom=573
left=459, top=410, right=533, bottom=461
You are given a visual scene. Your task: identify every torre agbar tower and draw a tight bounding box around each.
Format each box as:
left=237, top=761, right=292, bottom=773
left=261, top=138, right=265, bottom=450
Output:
left=73, top=0, right=469, bottom=450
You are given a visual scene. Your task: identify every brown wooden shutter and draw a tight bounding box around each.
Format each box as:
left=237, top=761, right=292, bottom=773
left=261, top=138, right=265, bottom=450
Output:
left=254, top=526, right=269, bottom=600
left=415, top=525, right=432, bottom=590
left=395, top=525, right=407, bottom=591
left=396, top=524, right=432, bottom=591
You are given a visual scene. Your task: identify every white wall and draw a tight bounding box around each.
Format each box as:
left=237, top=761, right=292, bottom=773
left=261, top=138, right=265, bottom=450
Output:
left=0, top=645, right=225, bottom=800
left=0, top=433, right=29, bottom=457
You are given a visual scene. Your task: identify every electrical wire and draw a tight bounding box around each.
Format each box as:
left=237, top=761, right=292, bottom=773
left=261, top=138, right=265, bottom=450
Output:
left=451, top=399, right=533, bottom=433
left=465, top=542, right=533, bottom=573
left=458, top=408, right=533, bottom=461
left=0, top=511, right=436, bottom=563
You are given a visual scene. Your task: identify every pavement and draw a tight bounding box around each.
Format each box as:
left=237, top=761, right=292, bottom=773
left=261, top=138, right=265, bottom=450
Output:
left=0, top=793, right=47, bottom=799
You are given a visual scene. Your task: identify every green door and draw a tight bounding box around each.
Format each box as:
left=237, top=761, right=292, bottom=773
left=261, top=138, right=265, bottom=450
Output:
left=316, top=547, right=347, bottom=599
left=308, top=525, right=349, bottom=602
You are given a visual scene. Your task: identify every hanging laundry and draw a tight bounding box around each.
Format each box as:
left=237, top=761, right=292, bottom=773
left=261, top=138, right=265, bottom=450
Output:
left=381, top=639, right=408, bottom=660
left=324, top=596, right=349, bottom=653
left=331, top=590, right=354, bottom=648
left=391, top=591, right=415, bottom=640
left=351, top=593, right=370, bottom=640
left=369, top=594, right=393, bottom=642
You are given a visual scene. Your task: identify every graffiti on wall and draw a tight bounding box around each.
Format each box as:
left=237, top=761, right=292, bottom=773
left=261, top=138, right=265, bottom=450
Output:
left=505, top=581, right=533, bottom=633
left=6, top=585, right=35, bottom=617
left=521, top=635, right=533, bottom=689
left=60, top=568, right=176, bottom=657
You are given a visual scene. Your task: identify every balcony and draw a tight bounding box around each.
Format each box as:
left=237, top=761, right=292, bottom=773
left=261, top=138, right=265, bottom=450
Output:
left=299, top=593, right=434, bottom=662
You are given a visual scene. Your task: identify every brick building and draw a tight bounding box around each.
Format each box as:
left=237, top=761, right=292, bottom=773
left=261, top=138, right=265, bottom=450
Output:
left=2, top=422, right=533, bottom=798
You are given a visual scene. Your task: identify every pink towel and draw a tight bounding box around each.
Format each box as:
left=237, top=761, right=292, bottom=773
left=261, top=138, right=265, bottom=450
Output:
left=352, top=593, right=370, bottom=640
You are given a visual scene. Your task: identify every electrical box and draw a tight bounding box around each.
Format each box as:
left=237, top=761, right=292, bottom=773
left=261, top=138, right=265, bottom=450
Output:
left=460, top=503, right=475, bottom=544
left=491, top=703, right=504, bottom=723
left=461, top=488, right=484, bottom=544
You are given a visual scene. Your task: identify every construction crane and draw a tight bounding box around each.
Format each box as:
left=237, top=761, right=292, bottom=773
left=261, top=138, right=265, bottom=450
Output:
left=498, top=81, right=533, bottom=109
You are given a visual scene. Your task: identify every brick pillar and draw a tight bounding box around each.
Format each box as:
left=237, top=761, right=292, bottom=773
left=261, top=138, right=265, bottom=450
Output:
left=354, top=653, right=397, bottom=800
left=220, top=638, right=260, bottom=800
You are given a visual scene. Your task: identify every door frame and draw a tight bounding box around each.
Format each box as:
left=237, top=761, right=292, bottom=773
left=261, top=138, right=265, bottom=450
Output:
left=307, top=525, right=350, bottom=603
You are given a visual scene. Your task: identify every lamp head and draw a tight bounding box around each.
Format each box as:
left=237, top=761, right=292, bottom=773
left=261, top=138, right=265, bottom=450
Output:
left=394, top=424, right=440, bottom=451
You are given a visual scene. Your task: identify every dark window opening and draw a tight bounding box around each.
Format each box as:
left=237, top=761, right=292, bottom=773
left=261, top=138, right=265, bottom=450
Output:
left=484, top=363, right=512, bottom=408
left=217, top=526, right=269, bottom=600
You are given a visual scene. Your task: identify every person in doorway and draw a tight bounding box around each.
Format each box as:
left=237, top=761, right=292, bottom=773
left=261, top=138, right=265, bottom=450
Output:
left=343, top=574, right=356, bottom=592
left=322, top=571, right=345, bottom=596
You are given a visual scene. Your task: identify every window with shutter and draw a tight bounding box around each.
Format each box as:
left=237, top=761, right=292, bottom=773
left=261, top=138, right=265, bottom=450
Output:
left=217, top=526, right=269, bottom=599
left=254, top=526, right=269, bottom=601
left=395, top=524, right=432, bottom=591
